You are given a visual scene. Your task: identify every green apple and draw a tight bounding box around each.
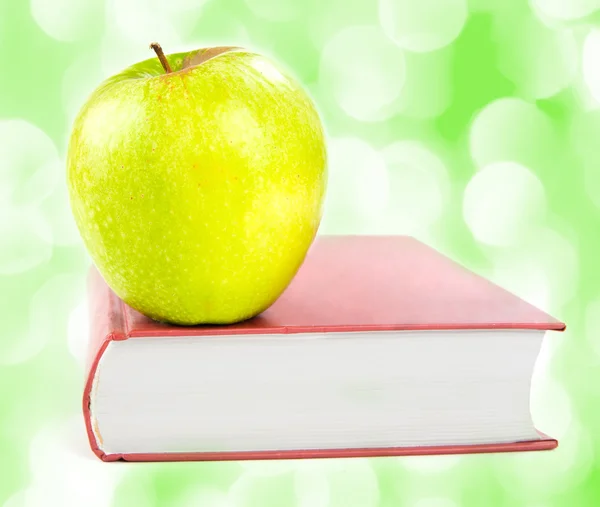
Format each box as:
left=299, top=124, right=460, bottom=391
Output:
left=67, top=44, right=327, bottom=325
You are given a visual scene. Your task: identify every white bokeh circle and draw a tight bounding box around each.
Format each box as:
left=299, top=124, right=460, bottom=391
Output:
left=3, top=489, right=28, bottom=507
left=530, top=0, right=600, bottom=22
left=321, top=459, right=379, bottom=507
left=382, top=141, right=450, bottom=234
left=30, top=0, right=103, bottom=42
left=1, top=273, right=85, bottom=366
left=240, top=459, right=297, bottom=477
left=100, top=25, right=150, bottom=77
left=570, top=110, right=600, bottom=208
left=109, top=472, right=157, bottom=507
left=111, top=0, right=208, bottom=45
left=463, top=161, right=547, bottom=247
left=399, top=453, right=463, bottom=474
left=495, top=16, right=578, bottom=100
left=582, top=29, right=600, bottom=106
left=0, top=119, right=59, bottom=208
left=502, top=421, right=593, bottom=495
left=294, top=466, right=330, bottom=507
left=412, top=498, right=460, bottom=507
left=319, top=137, right=389, bottom=234
left=490, top=246, right=551, bottom=312
left=395, top=48, right=453, bottom=119
left=25, top=417, right=125, bottom=507
left=0, top=283, right=46, bottom=366
left=102, top=0, right=206, bottom=75
left=40, top=175, right=82, bottom=247
left=536, top=226, right=579, bottom=309
left=585, top=299, right=600, bottom=359
left=319, top=25, right=406, bottom=121
left=243, top=0, right=299, bottom=22
left=487, top=224, right=578, bottom=313
left=228, top=471, right=296, bottom=507
left=171, top=487, right=231, bottom=507
left=530, top=376, right=572, bottom=440
left=0, top=207, right=52, bottom=277
left=67, top=301, right=90, bottom=368
left=379, top=0, right=468, bottom=53
left=468, top=97, right=555, bottom=169
left=531, top=324, right=562, bottom=380
left=62, top=52, right=105, bottom=125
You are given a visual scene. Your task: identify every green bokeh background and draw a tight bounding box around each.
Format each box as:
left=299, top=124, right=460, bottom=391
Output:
left=1, top=0, right=599, bottom=505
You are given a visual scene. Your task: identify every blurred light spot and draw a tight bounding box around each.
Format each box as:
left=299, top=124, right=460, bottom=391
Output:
left=320, top=26, right=406, bottom=121
left=379, top=0, right=468, bottom=53
left=332, top=48, right=460, bottom=124
left=530, top=0, right=600, bottom=21
left=30, top=0, right=103, bottom=42
left=197, top=21, right=253, bottom=50
left=111, top=470, right=157, bottom=507
left=162, top=0, right=210, bottom=12
left=308, top=0, right=376, bottom=49
left=531, top=377, right=572, bottom=440
left=468, top=98, right=556, bottom=170
left=294, top=466, right=330, bottom=507
left=487, top=226, right=578, bottom=312
left=400, top=454, right=463, bottom=473
left=40, top=175, right=82, bottom=247
left=413, top=498, right=460, bottom=507
left=382, top=141, right=449, bottom=234
left=100, top=25, right=150, bottom=77
left=463, top=161, right=547, bottom=247
left=504, top=422, right=593, bottom=495
left=171, top=487, right=231, bottom=507
left=490, top=247, right=550, bottom=311
left=24, top=161, right=61, bottom=208
left=0, top=207, right=52, bottom=276
left=495, top=15, right=577, bottom=99
left=319, top=138, right=389, bottom=234
left=582, top=29, right=600, bottom=105
left=3, top=489, right=27, bottom=507
left=240, top=460, right=296, bottom=477
left=4, top=489, right=44, bottom=507
left=575, top=106, right=600, bottom=194
left=111, top=0, right=208, bottom=45
left=585, top=299, right=600, bottom=358
left=68, top=301, right=89, bottom=368
left=395, top=48, right=453, bottom=119
left=229, top=470, right=296, bottom=507
left=531, top=326, right=562, bottom=380
left=25, top=417, right=125, bottom=507
left=534, top=226, right=579, bottom=308
left=0, top=119, right=59, bottom=208
left=323, top=459, right=379, bottom=507
left=63, top=52, right=105, bottom=125
left=243, top=0, right=299, bottom=22
left=1, top=273, right=84, bottom=365
left=0, top=288, right=43, bottom=366
left=571, top=110, right=600, bottom=208
left=103, top=0, right=207, bottom=74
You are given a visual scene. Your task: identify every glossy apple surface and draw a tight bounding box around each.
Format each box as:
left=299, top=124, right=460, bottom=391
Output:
left=67, top=47, right=327, bottom=324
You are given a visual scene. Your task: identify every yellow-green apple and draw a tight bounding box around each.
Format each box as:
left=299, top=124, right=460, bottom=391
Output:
left=67, top=44, right=327, bottom=324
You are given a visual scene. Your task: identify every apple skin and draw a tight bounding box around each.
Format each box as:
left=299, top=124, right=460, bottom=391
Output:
left=67, top=48, right=327, bottom=324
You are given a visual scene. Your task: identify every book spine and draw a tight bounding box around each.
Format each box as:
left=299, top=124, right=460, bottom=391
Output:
left=91, top=438, right=558, bottom=463
left=83, top=267, right=127, bottom=462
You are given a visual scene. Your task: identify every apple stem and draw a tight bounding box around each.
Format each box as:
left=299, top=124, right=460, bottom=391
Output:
left=150, top=42, right=172, bottom=73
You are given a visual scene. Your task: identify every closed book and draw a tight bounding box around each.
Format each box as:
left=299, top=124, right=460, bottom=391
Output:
left=83, top=235, right=564, bottom=462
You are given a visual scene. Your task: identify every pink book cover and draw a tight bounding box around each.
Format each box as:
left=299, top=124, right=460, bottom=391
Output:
left=83, top=235, right=563, bottom=462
